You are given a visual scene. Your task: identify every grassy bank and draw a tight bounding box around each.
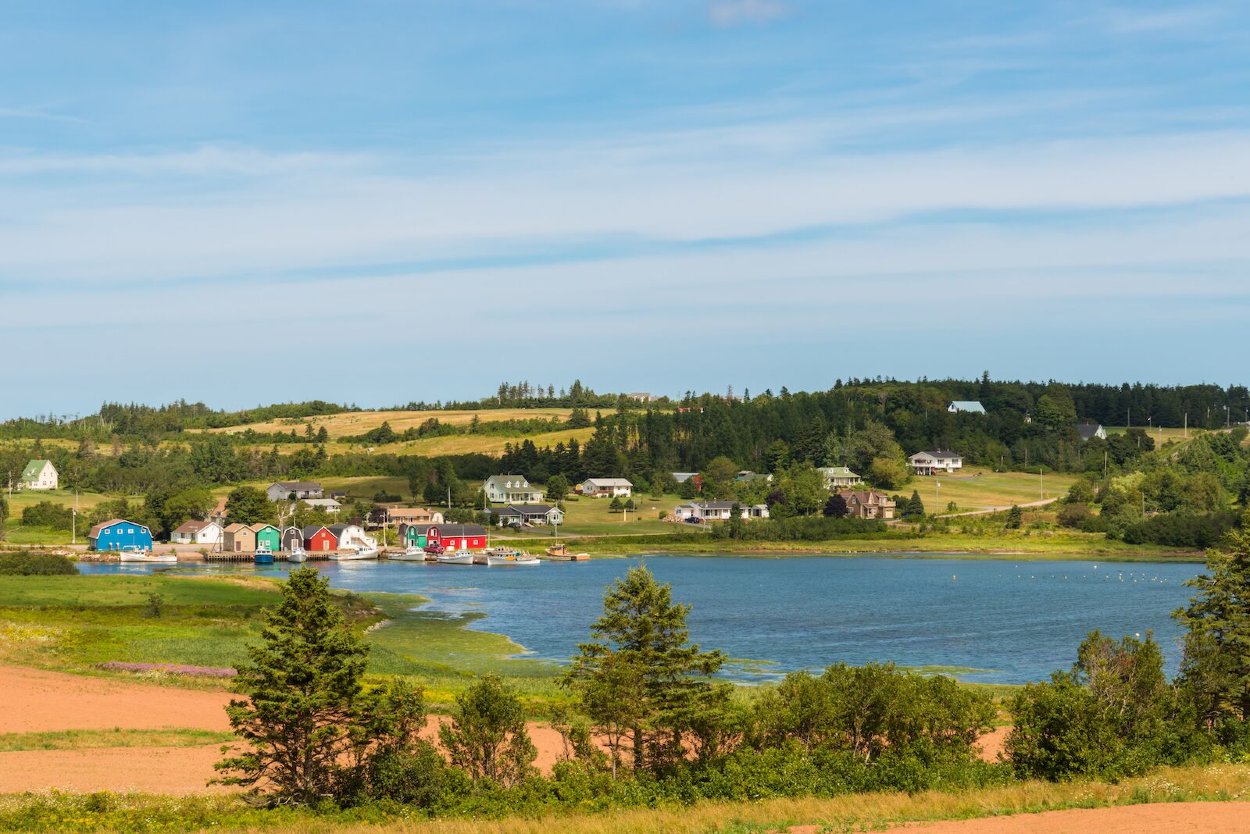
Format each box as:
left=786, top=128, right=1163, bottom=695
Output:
left=0, top=763, right=1245, bottom=833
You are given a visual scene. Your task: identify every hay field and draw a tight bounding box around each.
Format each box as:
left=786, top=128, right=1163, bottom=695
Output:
left=203, top=408, right=577, bottom=437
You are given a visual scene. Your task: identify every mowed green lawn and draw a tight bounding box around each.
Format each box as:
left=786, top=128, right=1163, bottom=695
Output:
left=917, top=467, right=1078, bottom=514
left=3, top=488, right=115, bottom=546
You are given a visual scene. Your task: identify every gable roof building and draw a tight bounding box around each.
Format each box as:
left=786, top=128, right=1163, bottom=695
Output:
left=171, top=519, right=223, bottom=546
left=492, top=504, right=565, bottom=526
left=816, top=466, right=863, bottom=490
left=837, top=490, right=897, bottom=520
left=948, top=401, right=987, bottom=414
left=673, top=501, right=770, bottom=521
left=19, top=459, right=58, bottom=491
left=88, top=518, right=154, bottom=552
left=1077, top=422, right=1108, bottom=441
left=579, top=478, right=634, bottom=497
left=908, top=451, right=964, bottom=475
left=483, top=475, right=544, bottom=504
left=266, top=481, right=324, bottom=502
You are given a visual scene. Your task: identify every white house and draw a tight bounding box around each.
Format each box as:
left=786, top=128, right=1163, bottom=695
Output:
left=266, top=481, right=324, bottom=502
left=1077, top=422, right=1108, bottom=441
left=948, top=401, right=986, bottom=414
left=580, top=478, right=634, bottom=498
left=19, top=459, right=58, bottom=491
left=171, top=520, right=223, bottom=546
left=908, top=451, right=964, bottom=475
left=816, top=466, right=862, bottom=490
left=493, top=504, right=566, bottom=527
left=301, top=498, right=342, bottom=514
left=483, top=475, right=544, bottom=504
left=329, top=523, right=376, bottom=551
left=673, top=501, right=770, bottom=521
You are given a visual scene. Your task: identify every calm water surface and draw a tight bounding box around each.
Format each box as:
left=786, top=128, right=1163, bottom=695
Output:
left=80, top=555, right=1201, bottom=684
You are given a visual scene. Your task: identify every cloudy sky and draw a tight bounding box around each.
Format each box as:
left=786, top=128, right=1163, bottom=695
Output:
left=3, top=1, right=1249, bottom=417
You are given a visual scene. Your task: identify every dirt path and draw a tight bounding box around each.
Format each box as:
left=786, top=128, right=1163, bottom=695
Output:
left=875, top=801, right=1250, bottom=833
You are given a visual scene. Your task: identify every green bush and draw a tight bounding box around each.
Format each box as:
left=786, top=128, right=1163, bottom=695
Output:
left=0, top=551, right=78, bottom=575
left=20, top=501, right=75, bottom=531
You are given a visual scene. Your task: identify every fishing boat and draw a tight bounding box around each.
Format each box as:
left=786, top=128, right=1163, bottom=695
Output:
left=543, top=543, right=590, bottom=561
left=387, top=545, right=427, bottom=562
left=435, top=550, right=474, bottom=565
left=487, top=550, right=540, bottom=567
left=118, top=548, right=177, bottom=564
left=253, top=543, right=275, bottom=565
left=288, top=545, right=307, bottom=563
left=332, top=545, right=378, bottom=561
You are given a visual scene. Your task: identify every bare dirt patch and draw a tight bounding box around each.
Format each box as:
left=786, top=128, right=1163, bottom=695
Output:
left=875, top=801, right=1250, bottom=833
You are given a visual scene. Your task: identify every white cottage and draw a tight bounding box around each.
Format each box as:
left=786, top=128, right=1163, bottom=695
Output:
left=483, top=475, right=544, bottom=504
left=19, top=459, right=58, bottom=491
left=171, top=520, right=223, bottom=546
left=579, top=478, right=634, bottom=498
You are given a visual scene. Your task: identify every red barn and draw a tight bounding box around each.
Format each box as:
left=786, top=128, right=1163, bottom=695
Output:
left=425, top=523, right=487, bottom=551
left=302, top=525, right=338, bottom=553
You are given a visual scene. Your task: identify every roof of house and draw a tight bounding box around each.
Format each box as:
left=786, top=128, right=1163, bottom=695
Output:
left=672, top=472, right=699, bottom=482
left=496, top=504, right=556, bottom=517
left=817, top=466, right=860, bottom=477
left=173, top=520, right=215, bottom=535
left=485, top=475, right=531, bottom=486
left=301, top=498, right=341, bottom=508
left=428, top=523, right=487, bottom=536
left=837, top=489, right=896, bottom=505
left=88, top=518, right=144, bottom=538
left=302, top=524, right=333, bottom=538
left=21, top=459, right=52, bottom=481
left=270, top=481, right=322, bottom=491
left=910, top=450, right=962, bottom=461
left=223, top=523, right=252, bottom=534
left=683, top=501, right=741, bottom=511
left=249, top=524, right=279, bottom=533
left=387, top=507, right=436, bottom=519
left=1077, top=422, right=1104, bottom=440
left=584, top=478, right=633, bottom=487
left=949, top=401, right=987, bottom=413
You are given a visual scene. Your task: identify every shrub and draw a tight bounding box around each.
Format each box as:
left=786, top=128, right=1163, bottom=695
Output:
left=0, top=552, right=77, bottom=575
left=20, top=501, right=75, bottom=531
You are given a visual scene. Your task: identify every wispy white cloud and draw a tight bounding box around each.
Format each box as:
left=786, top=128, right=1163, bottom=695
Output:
left=707, top=0, right=788, bottom=27
left=0, top=105, right=85, bottom=124
left=1102, top=5, right=1224, bottom=35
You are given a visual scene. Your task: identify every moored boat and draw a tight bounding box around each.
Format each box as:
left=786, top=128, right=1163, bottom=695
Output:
left=253, top=544, right=275, bottom=565
left=332, top=546, right=379, bottom=561
left=118, top=548, right=177, bottom=564
left=288, top=546, right=307, bottom=563
left=436, top=550, right=474, bottom=565
left=387, top=545, right=427, bottom=561
left=486, top=550, right=540, bottom=566
left=542, top=543, right=590, bottom=561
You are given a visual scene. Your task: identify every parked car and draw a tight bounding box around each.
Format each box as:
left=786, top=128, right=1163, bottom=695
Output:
left=684, top=516, right=703, bottom=524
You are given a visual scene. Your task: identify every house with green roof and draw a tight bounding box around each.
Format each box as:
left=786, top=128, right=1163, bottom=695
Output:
left=20, top=459, right=58, bottom=491
left=816, top=466, right=863, bottom=490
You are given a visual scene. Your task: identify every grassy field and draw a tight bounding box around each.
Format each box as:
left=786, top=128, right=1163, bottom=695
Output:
left=0, top=728, right=233, bottom=752
left=920, top=467, right=1077, bottom=514
left=202, top=408, right=578, bottom=437
left=0, top=763, right=1246, bottom=832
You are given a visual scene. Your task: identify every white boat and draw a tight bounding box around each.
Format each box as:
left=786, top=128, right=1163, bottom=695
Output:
left=288, top=546, right=307, bottom=563
left=436, top=550, right=475, bottom=565
left=332, top=546, right=378, bottom=561
left=118, top=548, right=177, bottom=564
left=387, top=546, right=427, bottom=561
left=486, top=551, right=540, bottom=567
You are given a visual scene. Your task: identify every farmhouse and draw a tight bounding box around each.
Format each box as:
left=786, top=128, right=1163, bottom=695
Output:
left=673, top=501, right=770, bottom=522
left=303, top=525, right=338, bottom=553
left=1077, top=422, right=1108, bottom=441
left=908, top=451, right=963, bottom=475
left=301, top=498, right=342, bottom=514
left=266, top=481, right=324, bottom=502
left=425, top=523, right=488, bottom=551
left=672, top=472, right=701, bottom=486
left=837, top=490, right=896, bottom=520
left=493, top=504, right=565, bottom=527
left=484, top=475, right=543, bottom=504
left=171, top=520, right=223, bottom=546
left=948, top=401, right=987, bottom=414
left=579, top=478, right=633, bottom=498
left=735, top=470, right=773, bottom=483
left=816, top=466, right=863, bottom=490
left=223, top=523, right=258, bottom=553
left=88, top=519, right=153, bottom=552
left=386, top=507, right=445, bottom=525
left=19, top=459, right=58, bottom=491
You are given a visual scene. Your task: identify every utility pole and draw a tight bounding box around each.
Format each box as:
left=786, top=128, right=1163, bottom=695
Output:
left=72, top=490, right=78, bottom=545
left=1039, top=468, right=1044, bottom=500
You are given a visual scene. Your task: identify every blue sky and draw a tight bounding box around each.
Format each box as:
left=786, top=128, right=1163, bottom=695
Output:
left=3, top=1, right=1250, bottom=418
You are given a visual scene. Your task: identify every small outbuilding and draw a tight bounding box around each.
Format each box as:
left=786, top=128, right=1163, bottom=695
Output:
left=171, top=520, right=223, bottom=546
